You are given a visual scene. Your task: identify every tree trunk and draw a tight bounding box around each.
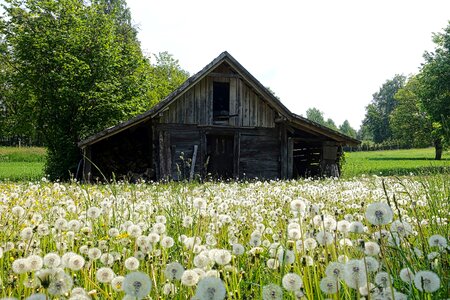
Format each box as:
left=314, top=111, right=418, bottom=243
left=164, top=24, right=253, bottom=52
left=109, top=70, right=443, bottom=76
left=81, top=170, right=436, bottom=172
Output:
left=434, top=138, right=443, bottom=160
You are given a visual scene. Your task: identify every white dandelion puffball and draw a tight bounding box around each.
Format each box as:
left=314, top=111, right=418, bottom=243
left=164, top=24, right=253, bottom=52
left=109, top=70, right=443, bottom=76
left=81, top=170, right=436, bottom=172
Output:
left=164, top=262, right=185, bottom=280
left=262, top=283, right=283, bottom=300
left=325, top=262, right=344, bottom=280
left=123, top=271, right=152, bottom=299
left=399, top=268, right=414, bottom=283
left=320, top=277, right=340, bottom=294
left=161, top=236, right=175, bottom=248
left=365, top=202, right=393, bottom=225
left=290, top=199, right=306, bottom=213
left=413, top=270, right=441, bottom=293
left=43, top=253, right=60, bottom=269
left=67, top=254, right=85, bottom=271
left=214, top=249, right=231, bottom=265
left=48, top=272, right=73, bottom=296
left=194, top=277, right=226, bottom=300
left=181, top=269, right=199, bottom=286
left=125, top=257, right=140, bottom=271
left=316, top=231, right=334, bottom=245
left=364, top=241, right=380, bottom=256
left=232, top=243, right=245, bottom=255
left=343, top=259, right=367, bottom=289
left=12, top=258, right=29, bottom=274
left=96, top=267, right=115, bottom=283
left=428, top=234, right=447, bottom=248
left=111, top=276, right=125, bottom=291
left=27, top=255, right=44, bottom=272
left=374, top=271, right=393, bottom=288
left=282, top=273, right=303, bottom=291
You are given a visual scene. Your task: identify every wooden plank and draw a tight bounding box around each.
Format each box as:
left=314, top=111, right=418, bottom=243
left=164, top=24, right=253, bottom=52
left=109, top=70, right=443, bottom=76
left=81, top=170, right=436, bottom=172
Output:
left=287, top=137, right=293, bottom=179
left=243, top=84, right=249, bottom=126
left=159, top=131, right=166, bottom=178
left=229, top=78, right=237, bottom=126
left=234, top=132, right=240, bottom=178
left=194, top=81, right=201, bottom=124
left=185, top=89, right=194, bottom=124
left=189, top=145, right=198, bottom=181
left=280, top=124, right=287, bottom=179
left=236, top=78, right=242, bottom=127
left=258, top=96, right=264, bottom=127
left=207, top=77, right=213, bottom=125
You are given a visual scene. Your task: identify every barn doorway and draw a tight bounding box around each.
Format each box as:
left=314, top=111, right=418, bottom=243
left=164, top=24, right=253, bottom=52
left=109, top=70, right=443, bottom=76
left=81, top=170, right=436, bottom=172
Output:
left=206, top=134, right=234, bottom=178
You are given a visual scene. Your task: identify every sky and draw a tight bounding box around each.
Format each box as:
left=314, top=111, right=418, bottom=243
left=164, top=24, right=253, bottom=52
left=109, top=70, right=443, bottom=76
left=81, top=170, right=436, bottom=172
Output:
left=125, top=0, right=450, bottom=130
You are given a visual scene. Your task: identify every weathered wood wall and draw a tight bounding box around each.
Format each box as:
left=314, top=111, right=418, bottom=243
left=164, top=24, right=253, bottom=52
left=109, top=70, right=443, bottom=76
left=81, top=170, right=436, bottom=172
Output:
left=159, top=66, right=276, bottom=128
left=239, top=129, right=279, bottom=179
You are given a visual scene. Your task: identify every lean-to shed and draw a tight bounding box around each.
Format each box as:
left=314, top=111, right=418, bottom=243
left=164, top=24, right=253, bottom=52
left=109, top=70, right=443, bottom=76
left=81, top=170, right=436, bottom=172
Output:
left=78, top=51, right=360, bottom=181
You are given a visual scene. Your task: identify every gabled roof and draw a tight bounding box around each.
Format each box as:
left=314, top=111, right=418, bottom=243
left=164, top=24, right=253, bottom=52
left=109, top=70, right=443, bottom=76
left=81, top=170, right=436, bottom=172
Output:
left=79, top=51, right=360, bottom=148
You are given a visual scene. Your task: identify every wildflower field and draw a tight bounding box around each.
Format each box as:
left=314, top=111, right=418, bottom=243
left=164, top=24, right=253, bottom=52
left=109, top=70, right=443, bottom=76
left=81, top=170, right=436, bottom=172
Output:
left=0, top=175, right=448, bottom=299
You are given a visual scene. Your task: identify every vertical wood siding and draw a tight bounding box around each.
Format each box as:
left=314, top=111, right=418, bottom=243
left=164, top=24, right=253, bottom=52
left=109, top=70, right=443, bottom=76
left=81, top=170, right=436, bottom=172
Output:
left=160, top=72, right=276, bottom=128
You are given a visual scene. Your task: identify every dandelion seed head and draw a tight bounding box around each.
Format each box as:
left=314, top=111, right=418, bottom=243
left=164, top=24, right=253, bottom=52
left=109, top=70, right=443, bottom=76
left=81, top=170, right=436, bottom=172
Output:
left=365, top=202, right=393, bottom=226
left=282, top=273, right=303, bottom=291
left=195, top=277, right=226, bottom=300
left=320, top=277, right=340, bottom=294
left=181, top=269, right=200, bottom=286
left=164, top=262, right=185, bottom=280
left=262, top=283, right=283, bottom=300
left=413, top=270, right=440, bottom=293
left=122, top=271, right=152, bottom=299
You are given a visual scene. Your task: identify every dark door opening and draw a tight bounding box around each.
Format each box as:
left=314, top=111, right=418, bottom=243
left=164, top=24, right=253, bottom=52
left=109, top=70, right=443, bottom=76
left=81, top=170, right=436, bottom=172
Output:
left=206, top=134, right=234, bottom=178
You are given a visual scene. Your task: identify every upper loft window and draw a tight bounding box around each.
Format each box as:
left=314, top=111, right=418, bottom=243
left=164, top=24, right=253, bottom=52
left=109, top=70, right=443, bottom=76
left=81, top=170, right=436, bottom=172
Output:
left=213, top=81, right=230, bottom=118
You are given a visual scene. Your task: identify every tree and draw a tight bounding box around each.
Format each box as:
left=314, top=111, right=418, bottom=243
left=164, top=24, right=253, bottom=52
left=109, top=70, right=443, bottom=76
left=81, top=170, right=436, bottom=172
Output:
left=147, top=52, right=189, bottom=106
left=339, top=120, right=357, bottom=139
left=325, top=118, right=338, bottom=131
left=416, top=22, right=450, bottom=160
left=306, top=107, right=326, bottom=125
left=1, top=0, right=154, bottom=179
left=362, top=75, right=406, bottom=143
left=390, top=76, right=433, bottom=148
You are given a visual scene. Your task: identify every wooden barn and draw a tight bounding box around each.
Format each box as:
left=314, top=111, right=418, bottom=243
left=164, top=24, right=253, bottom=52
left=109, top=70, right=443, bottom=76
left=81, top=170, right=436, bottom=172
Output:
left=78, top=52, right=360, bottom=181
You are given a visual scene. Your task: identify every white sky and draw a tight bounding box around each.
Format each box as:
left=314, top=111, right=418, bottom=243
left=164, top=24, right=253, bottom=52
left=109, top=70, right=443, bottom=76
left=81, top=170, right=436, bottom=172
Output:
left=126, top=0, right=450, bottom=130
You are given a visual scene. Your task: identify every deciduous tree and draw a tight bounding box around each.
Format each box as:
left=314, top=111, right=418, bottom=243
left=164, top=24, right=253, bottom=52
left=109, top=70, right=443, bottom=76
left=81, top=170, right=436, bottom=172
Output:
left=416, top=22, right=450, bottom=160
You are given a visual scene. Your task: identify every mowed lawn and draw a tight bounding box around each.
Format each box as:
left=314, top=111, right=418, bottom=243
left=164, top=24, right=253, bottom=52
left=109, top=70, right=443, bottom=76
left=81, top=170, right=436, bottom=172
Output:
left=0, top=147, right=46, bottom=181
left=343, top=147, right=450, bottom=177
left=0, top=146, right=449, bottom=181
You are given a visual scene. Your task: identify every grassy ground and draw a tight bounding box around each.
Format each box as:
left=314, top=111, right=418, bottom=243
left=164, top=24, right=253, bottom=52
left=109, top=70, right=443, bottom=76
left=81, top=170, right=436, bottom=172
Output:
left=0, top=147, right=449, bottom=181
left=342, top=147, right=450, bottom=178
left=0, top=147, right=46, bottom=181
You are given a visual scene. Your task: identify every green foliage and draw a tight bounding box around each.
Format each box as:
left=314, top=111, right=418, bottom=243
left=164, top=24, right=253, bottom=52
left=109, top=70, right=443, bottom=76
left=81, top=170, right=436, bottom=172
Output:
left=1, top=0, right=188, bottom=180
left=339, top=120, right=357, bottom=138
left=363, top=75, right=406, bottom=143
left=390, top=76, right=433, bottom=148
left=416, top=21, right=450, bottom=159
left=306, top=107, right=326, bottom=125
left=147, top=51, right=190, bottom=106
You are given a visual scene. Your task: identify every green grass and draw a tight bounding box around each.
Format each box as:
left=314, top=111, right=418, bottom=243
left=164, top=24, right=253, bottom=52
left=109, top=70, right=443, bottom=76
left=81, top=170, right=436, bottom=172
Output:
left=343, top=147, right=450, bottom=178
left=1, top=146, right=449, bottom=181
left=0, top=147, right=46, bottom=181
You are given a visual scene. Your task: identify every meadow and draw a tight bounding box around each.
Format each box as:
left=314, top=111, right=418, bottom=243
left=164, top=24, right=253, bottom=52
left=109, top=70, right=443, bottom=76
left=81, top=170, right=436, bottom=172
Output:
left=0, top=147, right=46, bottom=182
left=0, top=147, right=448, bottom=299
left=0, top=175, right=448, bottom=299
left=342, top=148, right=450, bottom=177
